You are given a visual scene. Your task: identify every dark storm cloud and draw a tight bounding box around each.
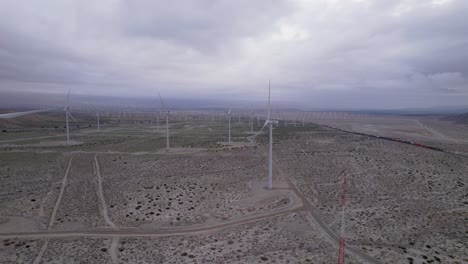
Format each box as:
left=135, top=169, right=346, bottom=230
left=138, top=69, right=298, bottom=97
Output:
left=0, top=0, right=467, bottom=108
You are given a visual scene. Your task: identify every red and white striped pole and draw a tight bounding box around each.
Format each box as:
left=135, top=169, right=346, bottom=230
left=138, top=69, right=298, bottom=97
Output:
left=337, top=171, right=347, bottom=264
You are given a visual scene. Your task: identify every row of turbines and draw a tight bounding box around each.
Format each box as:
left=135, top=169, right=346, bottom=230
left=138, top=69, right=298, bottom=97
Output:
left=52, top=82, right=280, bottom=190
left=0, top=83, right=352, bottom=195
left=0, top=82, right=352, bottom=263
left=2, top=82, right=335, bottom=194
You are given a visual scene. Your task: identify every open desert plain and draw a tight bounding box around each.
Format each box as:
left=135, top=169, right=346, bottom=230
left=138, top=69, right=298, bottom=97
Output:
left=2, top=0, right=468, bottom=263
left=0, top=111, right=467, bottom=264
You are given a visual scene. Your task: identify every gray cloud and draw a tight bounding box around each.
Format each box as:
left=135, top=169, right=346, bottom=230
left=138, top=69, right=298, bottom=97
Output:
left=0, top=0, right=467, bottom=109
left=120, top=0, right=294, bottom=52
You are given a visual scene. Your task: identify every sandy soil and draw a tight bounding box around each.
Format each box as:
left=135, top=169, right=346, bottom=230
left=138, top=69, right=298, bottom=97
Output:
left=1, top=117, right=467, bottom=263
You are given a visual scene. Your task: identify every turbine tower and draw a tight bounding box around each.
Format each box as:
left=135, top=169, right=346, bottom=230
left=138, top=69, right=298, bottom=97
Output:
left=63, top=89, right=78, bottom=145
left=225, top=107, right=232, bottom=143
left=157, top=90, right=171, bottom=149
left=65, top=89, right=71, bottom=144
left=266, top=81, right=277, bottom=189
left=156, top=110, right=160, bottom=129
left=165, top=110, right=170, bottom=149
left=250, top=111, right=254, bottom=133
left=258, top=81, right=278, bottom=189
left=97, top=112, right=100, bottom=132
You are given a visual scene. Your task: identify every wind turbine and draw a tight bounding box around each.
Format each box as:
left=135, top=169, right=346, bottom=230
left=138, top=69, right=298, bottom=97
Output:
left=249, top=111, right=254, bottom=133
left=64, top=89, right=78, bottom=145
left=156, top=109, right=161, bottom=129
left=225, top=107, right=232, bottom=143
left=266, top=81, right=278, bottom=189
left=153, top=96, right=160, bottom=129
left=157, top=90, right=170, bottom=149
left=97, top=111, right=100, bottom=132
left=256, top=81, right=277, bottom=189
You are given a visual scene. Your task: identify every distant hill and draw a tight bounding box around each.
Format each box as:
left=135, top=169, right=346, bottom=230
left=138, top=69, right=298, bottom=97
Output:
left=442, top=112, right=468, bottom=124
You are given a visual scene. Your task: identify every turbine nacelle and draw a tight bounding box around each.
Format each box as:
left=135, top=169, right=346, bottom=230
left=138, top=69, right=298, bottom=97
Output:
left=266, top=119, right=278, bottom=125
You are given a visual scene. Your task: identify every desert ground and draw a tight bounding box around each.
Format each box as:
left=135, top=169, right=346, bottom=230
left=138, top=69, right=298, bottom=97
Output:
left=0, top=111, right=467, bottom=263
left=312, top=114, right=468, bottom=155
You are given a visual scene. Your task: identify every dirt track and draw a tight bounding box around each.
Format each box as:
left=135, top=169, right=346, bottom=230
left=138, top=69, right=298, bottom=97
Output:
left=1, top=133, right=382, bottom=264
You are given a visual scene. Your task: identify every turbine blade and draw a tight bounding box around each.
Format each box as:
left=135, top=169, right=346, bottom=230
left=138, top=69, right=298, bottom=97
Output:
left=0, top=109, right=53, bottom=119
left=157, top=90, right=165, bottom=109
left=67, top=112, right=79, bottom=126
left=253, top=121, right=269, bottom=138
left=267, top=80, right=271, bottom=121
left=261, top=121, right=268, bottom=131
left=66, top=88, right=71, bottom=108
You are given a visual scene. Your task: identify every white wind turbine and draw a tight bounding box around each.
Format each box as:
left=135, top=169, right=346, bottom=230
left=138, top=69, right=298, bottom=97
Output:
left=249, top=110, right=254, bottom=133
left=157, top=90, right=171, bottom=149
left=96, top=112, right=100, bottom=132
left=64, top=89, right=78, bottom=145
left=256, top=81, right=277, bottom=189
left=225, top=106, right=232, bottom=143
left=153, top=96, right=160, bottom=129
left=156, top=112, right=160, bottom=128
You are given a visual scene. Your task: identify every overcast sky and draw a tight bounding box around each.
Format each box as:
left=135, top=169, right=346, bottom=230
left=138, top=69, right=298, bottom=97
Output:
left=0, top=0, right=467, bottom=109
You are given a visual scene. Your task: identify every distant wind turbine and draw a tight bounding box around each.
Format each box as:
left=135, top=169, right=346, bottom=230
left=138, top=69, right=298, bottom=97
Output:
left=265, top=81, right=278, bottom=189
left=156, top=109, right=160, bottom=129
left=157, top=90, right=170, bottom=149
left=64, top=89, right=78, bottom=145
left=249, top=111, right=254, bottom=133
left=256, top=81, right=278, bottom=189
left=225, top=107, right=232, bottom=143
left=96, top=112, right=100, bottom=132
